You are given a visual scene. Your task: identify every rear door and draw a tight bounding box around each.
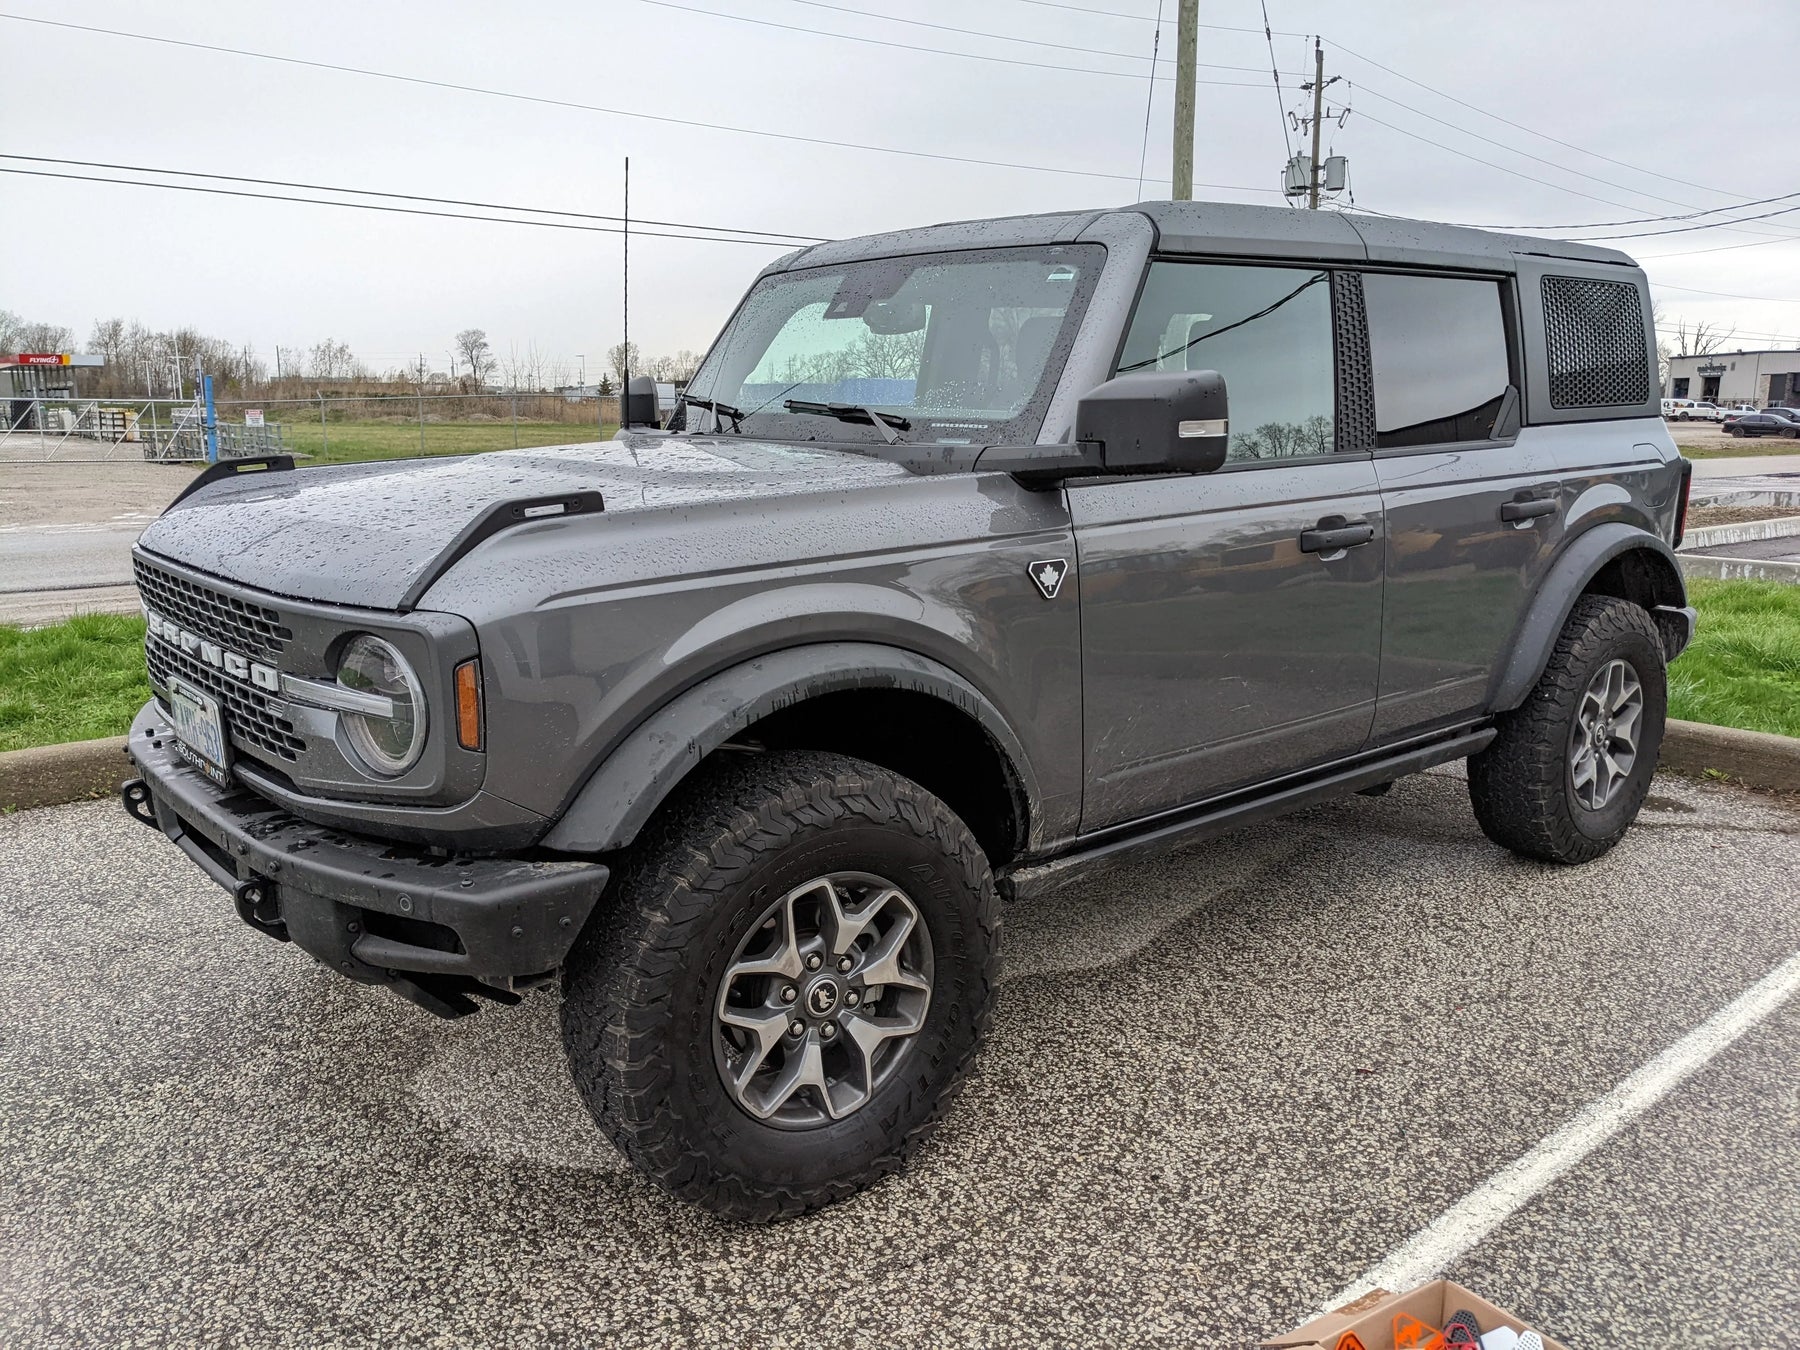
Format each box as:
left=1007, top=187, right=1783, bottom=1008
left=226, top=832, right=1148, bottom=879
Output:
left=1359, top=269, right=1561, bottom=742
left=1070, top=260, right=1384, bottom=832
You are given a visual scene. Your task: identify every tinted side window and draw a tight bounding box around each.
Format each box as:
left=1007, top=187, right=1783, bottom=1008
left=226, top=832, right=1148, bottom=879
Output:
left=1363, top=273, right=1511, bottom=448
left=1117, top=261, right=1335, bottom=463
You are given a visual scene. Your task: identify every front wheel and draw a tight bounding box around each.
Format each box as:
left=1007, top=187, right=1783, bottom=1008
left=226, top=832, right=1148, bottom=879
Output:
left=561, top=750, right=999, bottom=1221
left=1468, top=594, right=1667, bottom=864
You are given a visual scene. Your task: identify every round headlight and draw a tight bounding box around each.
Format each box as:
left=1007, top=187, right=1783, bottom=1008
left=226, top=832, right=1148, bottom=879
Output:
left=337, top=635, right=427, bottom=776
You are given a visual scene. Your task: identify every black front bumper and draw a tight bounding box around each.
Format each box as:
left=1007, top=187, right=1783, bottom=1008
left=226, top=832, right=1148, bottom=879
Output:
left=123, top=700, right=608, bottom=1017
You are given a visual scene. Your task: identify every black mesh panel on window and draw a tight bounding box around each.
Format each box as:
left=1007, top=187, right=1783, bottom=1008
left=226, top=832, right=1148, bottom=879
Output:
left=1331, top=271, right=1376, bottom=453
left=1541, top=275, right=1650, bottom=409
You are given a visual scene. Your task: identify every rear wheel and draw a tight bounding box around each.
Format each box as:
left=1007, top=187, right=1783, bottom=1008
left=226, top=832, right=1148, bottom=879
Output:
left=1468, top=595, right=1667, bottom=864
left=561, top=750, right=999, bottom=1221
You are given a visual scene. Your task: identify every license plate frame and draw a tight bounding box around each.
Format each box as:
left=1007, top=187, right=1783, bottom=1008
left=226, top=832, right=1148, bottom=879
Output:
left=167, top=676, right=233, bottom=787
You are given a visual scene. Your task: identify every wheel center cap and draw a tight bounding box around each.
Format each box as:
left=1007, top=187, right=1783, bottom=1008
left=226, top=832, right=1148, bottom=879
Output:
left=806, top=979, right=841, bottom=1017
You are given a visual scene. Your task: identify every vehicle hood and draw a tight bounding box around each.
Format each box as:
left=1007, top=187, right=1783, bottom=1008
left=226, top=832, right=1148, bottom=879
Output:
left=137, top=437, right=916, bottom=610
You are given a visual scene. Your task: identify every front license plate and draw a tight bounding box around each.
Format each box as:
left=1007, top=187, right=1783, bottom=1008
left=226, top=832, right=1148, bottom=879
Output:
left=168, top=676, right=232, bottom=787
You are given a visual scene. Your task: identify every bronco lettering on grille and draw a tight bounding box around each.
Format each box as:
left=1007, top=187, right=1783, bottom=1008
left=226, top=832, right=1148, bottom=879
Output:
left=144, top=608, right=280, bottom=691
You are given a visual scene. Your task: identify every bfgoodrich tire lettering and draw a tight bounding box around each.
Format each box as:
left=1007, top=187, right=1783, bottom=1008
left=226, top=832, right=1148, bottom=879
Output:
left=1468, top=594, right=1668, bottom=864
left=560, top=750, right=999, bottom=1221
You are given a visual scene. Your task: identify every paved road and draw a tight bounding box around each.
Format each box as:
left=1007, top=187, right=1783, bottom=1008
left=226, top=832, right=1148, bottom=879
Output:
left=0, top=463, right=193, bottom=624
left=2, top=768, right=1796, bottom=1348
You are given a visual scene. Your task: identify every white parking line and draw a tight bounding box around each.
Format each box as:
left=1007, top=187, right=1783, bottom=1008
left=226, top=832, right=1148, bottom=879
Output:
left=1323, top=949, right=1800, bottom=1311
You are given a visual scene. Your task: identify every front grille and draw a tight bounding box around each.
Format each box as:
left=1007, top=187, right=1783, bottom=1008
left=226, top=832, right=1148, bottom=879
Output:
left=134, top=556, right=293, bottom=664
left=147, top=634, right=307, bottom=762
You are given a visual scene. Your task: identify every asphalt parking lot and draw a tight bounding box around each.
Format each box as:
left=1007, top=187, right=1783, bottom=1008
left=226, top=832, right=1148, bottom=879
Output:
left=2, top=766, right=1797, bottom=1348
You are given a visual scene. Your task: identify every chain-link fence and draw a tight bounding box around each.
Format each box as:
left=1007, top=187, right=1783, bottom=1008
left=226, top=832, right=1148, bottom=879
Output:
left=1, top=392, right=621, bottom=464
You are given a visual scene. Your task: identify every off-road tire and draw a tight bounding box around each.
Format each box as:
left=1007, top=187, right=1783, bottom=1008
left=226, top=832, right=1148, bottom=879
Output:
left=561, top=750, right=999, bottom=1221
left=1468, top=594, right=1667, bottom=864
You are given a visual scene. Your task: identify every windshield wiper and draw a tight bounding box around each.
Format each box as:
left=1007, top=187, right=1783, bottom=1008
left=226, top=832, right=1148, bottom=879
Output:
left=680, top=395, right=745, bottom=433
left=782, top=399, right=911, bottom=445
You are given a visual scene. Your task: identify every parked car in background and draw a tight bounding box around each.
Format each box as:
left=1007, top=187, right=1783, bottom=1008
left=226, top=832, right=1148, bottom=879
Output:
left=1688, top=402, right=1725, bottom=422
left=1759, top=407, right=1800, bottom=428
left=1727, top=413, right=1800, bottom=438
left=1661, top=397, right=1695, bottom=419
left=1726, top=405, right=1758, bottom=415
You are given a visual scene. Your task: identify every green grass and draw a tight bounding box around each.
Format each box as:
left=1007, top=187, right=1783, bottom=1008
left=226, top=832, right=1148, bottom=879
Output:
left=1670, top=579, right=1800, bottom=738
left=0, top=614, right=151, bottom=752
left=2, top=581, right=1796, bottom=755
left=275, top=419, right=619, bottom=466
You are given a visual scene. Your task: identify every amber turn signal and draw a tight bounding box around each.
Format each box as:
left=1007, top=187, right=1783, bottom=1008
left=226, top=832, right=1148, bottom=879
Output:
left=454, top=659, right=483, bottom=750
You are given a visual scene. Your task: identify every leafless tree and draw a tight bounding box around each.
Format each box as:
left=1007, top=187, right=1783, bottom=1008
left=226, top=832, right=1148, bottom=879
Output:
left=669, top=349, right=704, bottom=381
left=454, top=329, right=495, bottom=388
left=308, top=338, right=361, bottom=380
left=13, top=319, right=74, bottom=353
left=608, top=341, right=641, bottom=387
left=1668, top=317, right=1736, bottom=357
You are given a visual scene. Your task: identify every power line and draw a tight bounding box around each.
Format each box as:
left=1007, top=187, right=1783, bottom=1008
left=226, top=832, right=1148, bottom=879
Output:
left=1378, top=190, right=1800, bottom=234
left=0, top=11, right=1200, bottom=188
left=1349, top=82, right=1800, bottom=243
left=1009, top=0, right=1304, bottom=36
left=1133, top=1, right=1164, bottom=200
left=1261, top=1, right=1294, bottom=161
left=1353, top=112, right=1658, bottom=216
left=1579, top=202, right=1800, bottom=242
left=1654, top=282, right=1800, bottom=306
left=0, top=167, right=814, bottom=246
left=0, top=153, right=826, bottom=242
left=1352, top=84, right=1691, bottom=214
left=779, top=0, right=1168, bottom=65
left=1326, top=37, right=1740, bottom=204
left=1643, top=232, right=1800, bottom=260
left=639, top=0, right=1280, bottom=84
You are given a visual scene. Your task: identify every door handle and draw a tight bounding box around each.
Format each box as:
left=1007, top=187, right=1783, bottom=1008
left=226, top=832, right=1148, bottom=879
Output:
left=1500, top=495, right=1559, bottom=523
left=1298, top=515, right=1376, bottom=554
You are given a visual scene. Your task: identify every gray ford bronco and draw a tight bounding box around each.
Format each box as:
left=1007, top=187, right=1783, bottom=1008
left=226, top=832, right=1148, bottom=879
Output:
left=121, top=201, right=1694, bottom=1220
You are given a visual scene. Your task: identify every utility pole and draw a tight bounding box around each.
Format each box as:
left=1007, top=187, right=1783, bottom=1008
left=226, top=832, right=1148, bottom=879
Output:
left=622, top=156, right=631, bottom=413
left=1307, top=38, right=1324, bottom=209
left=1171, top=0, right=1196, bottom=199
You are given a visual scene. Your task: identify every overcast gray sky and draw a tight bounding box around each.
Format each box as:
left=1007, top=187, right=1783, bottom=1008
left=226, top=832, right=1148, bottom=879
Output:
left=4, top=0, right=1798, bottom=379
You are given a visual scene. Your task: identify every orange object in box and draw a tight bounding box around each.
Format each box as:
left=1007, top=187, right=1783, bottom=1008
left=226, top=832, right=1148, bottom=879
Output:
left=1262, top=1281, right=1568, bottom=1350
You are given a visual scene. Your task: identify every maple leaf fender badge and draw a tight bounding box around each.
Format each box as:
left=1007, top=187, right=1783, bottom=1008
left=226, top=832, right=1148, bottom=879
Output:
left=1028, top=558, right=1069, bottom=600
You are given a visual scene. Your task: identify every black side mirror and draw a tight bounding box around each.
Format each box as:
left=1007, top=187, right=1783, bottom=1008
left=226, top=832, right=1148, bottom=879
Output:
left=625, top=375, right=660, bottom=428
left=1075, top=370, right=1229, bottom=475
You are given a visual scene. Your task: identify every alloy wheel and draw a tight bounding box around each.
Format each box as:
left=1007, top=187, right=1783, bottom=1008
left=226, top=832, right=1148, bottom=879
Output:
left=713, top=872, right=933, bottom=1129
left=1569, top=657, right=1643, bottom=811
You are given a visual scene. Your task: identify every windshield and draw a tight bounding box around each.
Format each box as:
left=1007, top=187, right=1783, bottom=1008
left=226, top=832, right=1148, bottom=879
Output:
left=678, top=244, right=1105, bottom=445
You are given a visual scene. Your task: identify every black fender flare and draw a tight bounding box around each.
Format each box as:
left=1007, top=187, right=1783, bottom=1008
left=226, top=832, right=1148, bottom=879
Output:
left=540, top=642, right=1041, bottom=855
left=1489, top=524, right=1687, bottom=713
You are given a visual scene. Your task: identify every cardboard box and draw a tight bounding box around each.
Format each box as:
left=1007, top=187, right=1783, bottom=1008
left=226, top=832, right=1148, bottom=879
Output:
left=1262, top=1280, right=1569, bottom=1350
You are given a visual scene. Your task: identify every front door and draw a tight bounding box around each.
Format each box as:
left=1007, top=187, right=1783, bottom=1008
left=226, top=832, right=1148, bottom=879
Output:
left=1070, top=259, right=1383, bottom=833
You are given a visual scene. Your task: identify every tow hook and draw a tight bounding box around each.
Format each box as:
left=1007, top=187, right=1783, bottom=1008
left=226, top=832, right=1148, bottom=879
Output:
left=121, top=778, right=158, bottom=830
left=233, top=878, right=291, bottom=943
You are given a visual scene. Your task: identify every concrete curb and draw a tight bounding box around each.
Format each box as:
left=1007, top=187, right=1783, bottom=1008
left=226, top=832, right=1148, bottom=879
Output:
left=0, top=737, right=130, bottom=813
left=1658, top=719, right=1800, bottom=789
left=1678, top=554, right=1800, bottom=583
left=1682, top=515, right=1800, bottom=550
left=3, top=719, right=1797, bottom=817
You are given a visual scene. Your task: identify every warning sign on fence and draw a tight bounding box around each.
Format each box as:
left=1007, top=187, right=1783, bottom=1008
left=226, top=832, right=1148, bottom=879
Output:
left=244, top=410, right=264, bottom=426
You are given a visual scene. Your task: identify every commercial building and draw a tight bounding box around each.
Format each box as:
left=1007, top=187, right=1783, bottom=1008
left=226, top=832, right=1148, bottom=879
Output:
left=1665, top=348, right=1800, bottom=407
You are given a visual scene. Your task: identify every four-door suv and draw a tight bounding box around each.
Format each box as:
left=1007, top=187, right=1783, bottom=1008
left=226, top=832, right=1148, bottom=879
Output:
left=120, top=201, right=1695, bottom=1220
